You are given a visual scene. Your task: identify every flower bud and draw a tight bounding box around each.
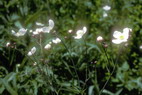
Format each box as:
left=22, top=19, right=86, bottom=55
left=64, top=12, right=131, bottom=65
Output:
left=140, top=45, right=142, bottom=49
left=97, top=36, right=103, bottom=42
left=6, top=42, right=11, bottom=47
left=68, top=30, right=72, bottom=33
left=17, top=64, right=20, bottom=67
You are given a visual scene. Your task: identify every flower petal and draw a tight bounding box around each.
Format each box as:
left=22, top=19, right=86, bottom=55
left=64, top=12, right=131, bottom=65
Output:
left=11, top=30, right=16, bottom=34
left=112, top=39, right=123, bottom=44
left=83, top=27, right=87, bottom=33
left=31, top=47, right=36, bottom=54
left=36, top=22, right=44, bottom=26
left=27, top=52, right=32, bottom=56
left=113, top=31, right=122, bottom=38
left=52, top=38, right=61, bottom=44
left=103, top=5, right=111, bottom=11
left=123, top=28, right=130, bottom=40
left=17, top=28, right=27, bottom=36
left=44, top=44, right=51, bottom=50
left=74, top=35, right=82, bottom=39
left=42, top=27, right=50, bottom=33
left=49, top=19, right=54, bottom=29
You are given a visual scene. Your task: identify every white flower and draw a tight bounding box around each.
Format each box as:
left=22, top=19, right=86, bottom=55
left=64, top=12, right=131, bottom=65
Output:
left=33, top=28, right=43, bottom=35
left=6, top=42, right=10, bottom=47
left=68, top=30, right=72, bottom=33
left=103, top=5, right=111, bottom=11
left=12, top=28, right=27, bottom=37
left=42, top=19, right=54, bottom=33
left=17, top=64, right=20, bottom=67
left=44, top=42, right=52, bottom=50
left=52, top=38, right=61, bottom=44
left=74, top=27, right=87, bottom=39
left=29, top=30, right=33, bottom=33
left=103, top=12, right=108, bottom=17
left=27, top=47, right=36, bottom=56
left=33, top=62, right=37, bottom=66
left=140, top=45, right=142, bottom=49
left=97, top=36, right=103, bottom=42
left=42, top=27, right=51, bottom=33
left=112, top=28, right=132, bottom=44
left=36, top=22, right=44, bottom=26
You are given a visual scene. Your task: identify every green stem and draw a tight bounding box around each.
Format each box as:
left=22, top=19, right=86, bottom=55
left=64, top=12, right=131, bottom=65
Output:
left=53, top=32, right=80, bottom=85
left=99, top=44, right=123, bottom=95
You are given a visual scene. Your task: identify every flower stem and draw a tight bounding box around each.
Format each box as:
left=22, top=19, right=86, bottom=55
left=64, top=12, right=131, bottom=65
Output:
left=99, top=44, right=122, bottom=95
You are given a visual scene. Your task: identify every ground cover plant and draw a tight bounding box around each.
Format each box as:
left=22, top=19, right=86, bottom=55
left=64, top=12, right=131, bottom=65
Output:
left=0, top=0, right=142, bottom=95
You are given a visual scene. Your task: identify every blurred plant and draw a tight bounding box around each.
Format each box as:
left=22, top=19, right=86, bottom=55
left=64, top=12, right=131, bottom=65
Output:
left=0, top=0, right=142, bottom=95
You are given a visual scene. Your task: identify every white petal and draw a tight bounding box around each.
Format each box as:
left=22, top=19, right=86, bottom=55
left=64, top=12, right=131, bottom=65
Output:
left=49, top=19, right=54, bottom=29
left=113, top=31, right=122, bottom=38
left=103, top=12, right=108, bottom=17
left=18, top=28, right=27, bottom=36
left=31, top=47, right=36, bottom=54
left=103, top=5, right=111, bottom=11
left=123, top=28, right=130, bottom=39
left=74, top=35, right=82, bottom=39
left=33, top=31, right=39, bottom=35
left=112, top=39, right=123, bottom=44
left=27, top=52, right=32, bottom=56
left=97, top=36, right=103, bottom=42
left=52, top=38, right=61, bottom=44
left=76, top=30, right=84, bottom=36
left=83, top=27, right=87, bottom=33
left=6, top=42, right=10, bottom=47
left=29, top=30, right=33, bottom=33
left=140, top=45, right=142, bottom=49
left=36, top=22, right=44, bottom=26
left=44, top=44, right=51, bottom=50
left=42, top=27, right=50, bottom=33
left=68, top=30, right=72, bottom=33
left=11, top=30, right=16, bottom=34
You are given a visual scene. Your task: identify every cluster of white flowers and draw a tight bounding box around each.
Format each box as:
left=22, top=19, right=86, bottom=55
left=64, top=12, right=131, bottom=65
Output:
left=12, top=28, right=27, bottom=37
left=112, top=28, right=132, bottom=44
left=102, top=5, right=111, bottom=18
left=26, top=19, right=62, bottom=56
left=33, top=19, right=54, bottom=35
left=27, top=47, right=36, bottom=56
left=74, top=27, right=87, bottom=39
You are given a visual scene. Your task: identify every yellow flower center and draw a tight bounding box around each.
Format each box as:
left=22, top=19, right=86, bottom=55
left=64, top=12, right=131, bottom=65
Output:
left=119, top=35, right=124, bottom=40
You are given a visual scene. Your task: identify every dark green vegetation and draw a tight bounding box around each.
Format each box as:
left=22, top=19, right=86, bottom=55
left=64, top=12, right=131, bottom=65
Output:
left=0, top=0, right=142, bottom=95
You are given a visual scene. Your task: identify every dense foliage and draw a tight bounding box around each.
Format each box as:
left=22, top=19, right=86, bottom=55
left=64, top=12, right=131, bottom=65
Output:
left=0, top=0, right=142, bottom=95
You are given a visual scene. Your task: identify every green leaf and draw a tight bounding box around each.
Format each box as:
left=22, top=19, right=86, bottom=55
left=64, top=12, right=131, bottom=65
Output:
left=4, top=72, right=16, bottom=82
left=25, top=11, right=44, bottom=25
left=1, top=79, right=18, bottom=95
left=0, top=80, right=5, bottom=94
left=87, top=43, right=101, bottom=53
left=32, top=80, right=38, bottom=95
left=88, top=85, right=94, bottom=95
left=122, top=62, right=129, bottom=71
left=79, top=63, right=87, bottom=71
